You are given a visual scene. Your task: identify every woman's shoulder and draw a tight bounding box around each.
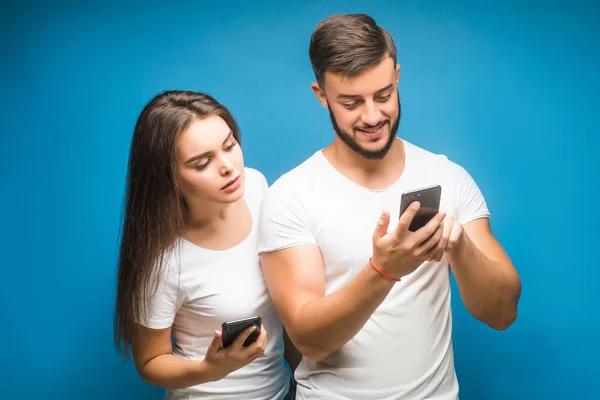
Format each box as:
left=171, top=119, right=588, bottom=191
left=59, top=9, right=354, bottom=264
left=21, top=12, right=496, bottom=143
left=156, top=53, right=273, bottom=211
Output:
left=244, top=167, right=269, bottom=192
left=243, top=167, right=269, bottom=214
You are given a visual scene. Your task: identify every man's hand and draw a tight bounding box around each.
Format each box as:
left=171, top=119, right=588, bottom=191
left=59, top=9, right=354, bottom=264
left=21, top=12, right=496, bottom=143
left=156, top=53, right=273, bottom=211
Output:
left=372, top=201, right=447, bottom=280
left=428, top=216, right=465, bottom=262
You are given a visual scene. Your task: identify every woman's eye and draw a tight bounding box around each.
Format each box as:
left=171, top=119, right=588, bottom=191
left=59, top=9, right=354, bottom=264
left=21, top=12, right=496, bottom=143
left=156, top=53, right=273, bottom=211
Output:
left=195, top=161, right=210, bottom=170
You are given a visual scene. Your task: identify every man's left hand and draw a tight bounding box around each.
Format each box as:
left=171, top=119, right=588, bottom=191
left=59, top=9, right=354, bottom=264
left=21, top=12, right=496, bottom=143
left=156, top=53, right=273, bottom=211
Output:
left=428, top=216, right=464, bottom=262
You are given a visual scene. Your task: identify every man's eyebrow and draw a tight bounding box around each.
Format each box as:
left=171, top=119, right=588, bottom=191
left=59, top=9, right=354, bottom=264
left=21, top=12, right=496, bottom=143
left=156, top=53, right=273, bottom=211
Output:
left=336, top=83, right=395, bottom=100
left=184, top=131, right=233, bottom=164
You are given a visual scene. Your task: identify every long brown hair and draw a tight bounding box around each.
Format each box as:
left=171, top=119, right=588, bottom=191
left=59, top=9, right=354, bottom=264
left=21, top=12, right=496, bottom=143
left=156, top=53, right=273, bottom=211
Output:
left=114, top=90, right=241, bottom=356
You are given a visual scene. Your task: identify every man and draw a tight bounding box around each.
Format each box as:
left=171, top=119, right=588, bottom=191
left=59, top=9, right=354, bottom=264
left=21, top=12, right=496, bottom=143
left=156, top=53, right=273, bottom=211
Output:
left=258, top=13, right=521, bottom=400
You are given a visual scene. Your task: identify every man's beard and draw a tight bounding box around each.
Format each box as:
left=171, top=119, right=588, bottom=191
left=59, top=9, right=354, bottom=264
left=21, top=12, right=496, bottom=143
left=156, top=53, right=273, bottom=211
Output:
left=327, top=95, right=400, bottom=160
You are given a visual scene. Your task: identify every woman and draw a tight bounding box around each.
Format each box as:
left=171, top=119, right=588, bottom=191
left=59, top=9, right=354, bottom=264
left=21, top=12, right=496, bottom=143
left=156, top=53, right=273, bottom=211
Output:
left=113, top=90, right=295, bottom=399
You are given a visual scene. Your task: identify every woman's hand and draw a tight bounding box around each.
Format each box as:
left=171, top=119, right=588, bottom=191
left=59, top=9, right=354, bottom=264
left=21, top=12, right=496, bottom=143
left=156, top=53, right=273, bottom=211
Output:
left=203, top=325, right=268, bottom=381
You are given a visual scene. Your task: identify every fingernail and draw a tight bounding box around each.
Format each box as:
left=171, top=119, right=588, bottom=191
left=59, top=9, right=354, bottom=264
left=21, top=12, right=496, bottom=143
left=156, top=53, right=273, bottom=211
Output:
left=413, top=202, right=420, bottom=209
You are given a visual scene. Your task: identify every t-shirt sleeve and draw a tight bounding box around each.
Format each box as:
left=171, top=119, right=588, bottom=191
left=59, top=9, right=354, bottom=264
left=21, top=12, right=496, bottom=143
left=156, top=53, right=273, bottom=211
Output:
left=245, top=167, right=270, bottom=211
left=139, top=257, right=187, bottom=329
left=452, top=161, right=491, bottom=225
left=258, top=180, right=317, bottom=253
left=257, top=170, right=269, bottom=193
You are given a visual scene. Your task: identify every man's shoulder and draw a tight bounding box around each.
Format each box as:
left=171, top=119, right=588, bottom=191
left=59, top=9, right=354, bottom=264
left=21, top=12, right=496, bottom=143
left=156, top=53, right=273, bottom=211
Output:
left=405, top=139, right=449, bottom=163
left=404, top=139, right=464, bottom=174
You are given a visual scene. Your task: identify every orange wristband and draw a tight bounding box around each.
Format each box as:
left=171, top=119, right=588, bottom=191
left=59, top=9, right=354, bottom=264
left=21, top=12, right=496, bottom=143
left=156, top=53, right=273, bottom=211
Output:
left=369, top=257, right=400, bottom=282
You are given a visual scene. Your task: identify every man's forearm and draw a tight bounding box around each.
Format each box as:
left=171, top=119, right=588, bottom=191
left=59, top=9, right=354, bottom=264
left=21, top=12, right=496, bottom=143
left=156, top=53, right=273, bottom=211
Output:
left=449, top=233, right=521, bottom=330
left=290, top=263, right=395, bottom=362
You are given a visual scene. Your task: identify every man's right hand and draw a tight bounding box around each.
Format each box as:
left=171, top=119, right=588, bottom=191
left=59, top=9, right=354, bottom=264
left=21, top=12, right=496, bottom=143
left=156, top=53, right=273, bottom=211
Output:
left=371, top=202, right=446, bottom=280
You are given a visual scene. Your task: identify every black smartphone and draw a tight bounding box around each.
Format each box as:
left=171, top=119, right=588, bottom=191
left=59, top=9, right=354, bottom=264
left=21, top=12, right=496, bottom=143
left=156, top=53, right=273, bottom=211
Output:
left=221, top=316, right=262, bottom=348
left=399, top=185, right=442, bottom=232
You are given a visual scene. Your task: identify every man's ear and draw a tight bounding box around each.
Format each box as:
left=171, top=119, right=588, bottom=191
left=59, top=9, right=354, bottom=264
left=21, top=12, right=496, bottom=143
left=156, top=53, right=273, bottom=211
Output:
left=311, top=82, right=329, bottom=110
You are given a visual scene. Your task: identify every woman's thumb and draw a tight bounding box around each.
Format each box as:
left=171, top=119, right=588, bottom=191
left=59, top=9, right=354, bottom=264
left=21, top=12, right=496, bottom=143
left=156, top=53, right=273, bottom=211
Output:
left=207, top=330, right=222, bottom=355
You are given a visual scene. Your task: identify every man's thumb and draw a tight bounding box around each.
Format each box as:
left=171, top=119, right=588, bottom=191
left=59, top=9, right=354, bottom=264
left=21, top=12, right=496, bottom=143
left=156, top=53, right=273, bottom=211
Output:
left=373, top=210, right=390, bottom=239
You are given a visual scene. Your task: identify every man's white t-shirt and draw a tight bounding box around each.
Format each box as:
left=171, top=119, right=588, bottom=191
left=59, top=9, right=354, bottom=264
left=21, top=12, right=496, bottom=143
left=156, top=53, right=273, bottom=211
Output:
left=257, top=139, right=490, bottom=400
left=141, top=168, right=289, bottom=400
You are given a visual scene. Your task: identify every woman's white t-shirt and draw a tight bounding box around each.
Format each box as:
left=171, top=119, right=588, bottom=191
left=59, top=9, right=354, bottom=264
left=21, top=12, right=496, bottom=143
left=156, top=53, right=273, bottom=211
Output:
left=141, top=168, right=288, bottom=400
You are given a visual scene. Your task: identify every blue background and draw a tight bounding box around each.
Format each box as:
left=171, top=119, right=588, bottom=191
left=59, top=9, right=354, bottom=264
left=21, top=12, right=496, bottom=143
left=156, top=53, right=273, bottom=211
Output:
left=1, top=0, right=598, bottom=398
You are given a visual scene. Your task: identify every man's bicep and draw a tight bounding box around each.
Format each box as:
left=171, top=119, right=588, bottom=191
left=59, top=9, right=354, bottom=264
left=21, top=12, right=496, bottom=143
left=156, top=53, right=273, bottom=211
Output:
left=260, top=245, right=325, bottom=329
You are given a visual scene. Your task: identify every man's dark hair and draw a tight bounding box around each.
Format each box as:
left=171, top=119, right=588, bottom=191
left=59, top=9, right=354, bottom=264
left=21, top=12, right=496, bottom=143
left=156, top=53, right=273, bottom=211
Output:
left=309, top=14, right=397, bottom=86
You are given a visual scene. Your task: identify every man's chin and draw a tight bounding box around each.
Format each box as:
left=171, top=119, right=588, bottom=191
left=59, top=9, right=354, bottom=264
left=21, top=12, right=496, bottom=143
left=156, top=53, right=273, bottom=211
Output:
left=355, top=132, right=394, bottom=153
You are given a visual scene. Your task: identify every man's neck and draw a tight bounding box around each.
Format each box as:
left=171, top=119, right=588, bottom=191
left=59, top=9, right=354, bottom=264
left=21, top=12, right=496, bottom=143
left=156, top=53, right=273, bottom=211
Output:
left=322, top=137, right=406, bottom=190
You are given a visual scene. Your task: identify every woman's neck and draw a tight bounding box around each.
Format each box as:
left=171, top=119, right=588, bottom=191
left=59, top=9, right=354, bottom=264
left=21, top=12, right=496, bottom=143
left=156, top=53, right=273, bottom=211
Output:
left=183, top=198, right=252, bottom=250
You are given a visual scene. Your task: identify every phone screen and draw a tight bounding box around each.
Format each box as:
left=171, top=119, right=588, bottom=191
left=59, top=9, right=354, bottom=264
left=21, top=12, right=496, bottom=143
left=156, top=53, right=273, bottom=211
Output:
left=221, top=316, right=261, bottom=348
left=399, top=185, right=442, bottom=232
